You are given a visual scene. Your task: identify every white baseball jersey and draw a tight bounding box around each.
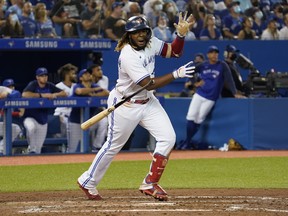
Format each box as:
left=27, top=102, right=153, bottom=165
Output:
left=116, top=37, right=164, bottom=99
left=78, top=36, right=176, bottom=189
left=54, top=82, right=73, bottom=117
left=0, top=86, right=12, bottom=95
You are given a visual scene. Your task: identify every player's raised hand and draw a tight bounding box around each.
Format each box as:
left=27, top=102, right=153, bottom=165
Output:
left=173, top=61, right=195, bottom=79
left=173, top=11, right=195, bottom=37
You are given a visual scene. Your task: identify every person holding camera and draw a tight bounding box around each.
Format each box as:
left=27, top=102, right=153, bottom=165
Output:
left=221, top=44, right=244, bottom=97
left=179, top=53, right=205, bottom=97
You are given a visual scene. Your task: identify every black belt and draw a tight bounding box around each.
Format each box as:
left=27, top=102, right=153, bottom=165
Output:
left=128, top=98, right=150, bottom=104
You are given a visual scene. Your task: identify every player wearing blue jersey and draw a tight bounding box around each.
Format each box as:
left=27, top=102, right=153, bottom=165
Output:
left=22, top=68, right=67, bottom=154
left=68, top=69, right=109, bottom=153
left=177, top=45, right=245, bottom=150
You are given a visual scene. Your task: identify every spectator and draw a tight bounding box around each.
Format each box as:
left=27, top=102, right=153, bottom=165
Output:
left=203, top=0, right=222, bottom=28
left=54, top=63, right=78, bottom=138
left=0, top=0, right=8, bottom=28
left=143, top=0, right=158, bottom=17
left=279, top=12, right=288, bottom=39
left=30, top=0, right=56, bottom=13
left=260, top=0, right=272, bottom=20
left=266, top=2, right=285, bottom=30
left=244, top=0, right=261, bottom=17
left=221, top=45, right=244, bottom=97
left=0, top=80, right=22, bottom=156
left=261, top=17, right=280, bottom=39
left=176, top=45, right=245, bottom=150
left=237, top=15, right=258, bottom=39
left=0, top=9, right=24, bottom=38
left=7, top=0, right=34, bottom=20
left=121, top=0, right=134, bottom=15
left=163, top=1, right=178, bottom=33
left=103, top=1, right=126, bottom=41
left=175, top=0, right=186, bottom=12
left=80, top=0, right=103, bottom=38
left=222, top=0, right=243, bottom=39
left=152, top=13, right=172, bottom=41
left=50, top=0, right=83, bottom=38
left=251, top=7, right=265, bottom=36
left=35, top=2, right=57, bottom=38
left=22, top=67, right=67, bottom=154
left=68, top=69, right=109, bottom=153
left=199, top=14, right=223, bottom=40
left=146, top=0, right=165, bottom=29
left=19, top=1, right=38, bottom=38
left=218, top=0, right=233, bottom=19
left=127, top=2, right=142, bottom=19
left=191, top=3, right=206, bottom=39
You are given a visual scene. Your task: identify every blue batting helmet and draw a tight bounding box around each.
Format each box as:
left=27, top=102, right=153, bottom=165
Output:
left=125, top=16, right=151, bottom=32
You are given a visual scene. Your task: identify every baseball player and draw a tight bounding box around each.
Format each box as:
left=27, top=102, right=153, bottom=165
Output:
left=54, top=63, right=78, bottom=138
left=22, top=68, right=67, bottom=154
left=87, top=64, right=110, bottom=152
left=177, top=45, right=246, bottom=150
left=77, top=12, right=195, bottom=201
left=0, top=80, right=22, bottom=155
left=88, top=64, right=109, bottom=90
left=68, top=69, right=109, bottom=153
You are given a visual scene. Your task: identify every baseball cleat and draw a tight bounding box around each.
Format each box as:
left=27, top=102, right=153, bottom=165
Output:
left=77, top=181, right=102, bottom=200
left=139, top=184, right=168, bottom=201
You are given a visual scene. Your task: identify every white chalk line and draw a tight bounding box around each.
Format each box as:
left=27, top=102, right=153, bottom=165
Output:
left=10, top=195, right=288, bottom=214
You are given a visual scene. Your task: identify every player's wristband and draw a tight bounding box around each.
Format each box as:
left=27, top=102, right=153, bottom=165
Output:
left=172, top=70, right=179, bottom=79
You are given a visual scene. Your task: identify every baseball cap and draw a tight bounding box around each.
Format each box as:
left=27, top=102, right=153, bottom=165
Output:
left=112, top=2, right=124, bottom=10
left=268, top=16, right=278, bottom=23
left=207, top=45, right=219, bottom=53
left=2, top=79, right=14, bottom=87
left=77, top=69, right=89, bottom=80
left=195, top=53, right=205, bottom=60
left=227, top=1, right=240, bottom=9
left=225, top=45, right=239, bottom=53
left=36, top=67, right=48, bottom=76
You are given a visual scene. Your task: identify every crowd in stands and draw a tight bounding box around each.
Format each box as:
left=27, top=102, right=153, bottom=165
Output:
left=0, top=0, right=287, bottom=40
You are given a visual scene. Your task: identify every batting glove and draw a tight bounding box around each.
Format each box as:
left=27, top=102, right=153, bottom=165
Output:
left=172, top=61, right=195, bottom=79
left=173, top=12, right=195, bottom=37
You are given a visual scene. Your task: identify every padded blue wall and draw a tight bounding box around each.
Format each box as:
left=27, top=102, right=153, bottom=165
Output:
left=164, top=98, right=288, bottom=150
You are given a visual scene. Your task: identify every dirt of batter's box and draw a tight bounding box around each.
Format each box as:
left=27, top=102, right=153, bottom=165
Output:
left=0, top=189, right=287, bottom=216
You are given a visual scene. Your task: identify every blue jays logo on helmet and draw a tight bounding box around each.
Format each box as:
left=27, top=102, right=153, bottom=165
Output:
left=125, top=16, right=150, bottom=32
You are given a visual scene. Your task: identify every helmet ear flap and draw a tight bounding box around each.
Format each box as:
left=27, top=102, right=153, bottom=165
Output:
left=146, top=29, right=152, bottom=41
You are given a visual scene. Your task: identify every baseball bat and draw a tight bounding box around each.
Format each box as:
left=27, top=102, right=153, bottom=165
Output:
left=81, top=80, right=153, bottom=130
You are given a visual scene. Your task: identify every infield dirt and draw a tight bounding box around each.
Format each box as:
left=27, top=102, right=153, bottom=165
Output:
left=0, top=150, right=287, bottom=216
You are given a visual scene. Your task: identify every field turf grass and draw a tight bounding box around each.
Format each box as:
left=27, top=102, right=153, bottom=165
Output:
left=0, top=157, right=287, bottom=192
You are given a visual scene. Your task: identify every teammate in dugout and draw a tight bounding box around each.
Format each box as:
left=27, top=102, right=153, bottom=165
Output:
left=68, top=69, right=109, bottom=153
left=176, top=45, right=246, bottom=150
left=77, top=12, right=196, bottom=201
left=22, top=68, right=68, bottom=154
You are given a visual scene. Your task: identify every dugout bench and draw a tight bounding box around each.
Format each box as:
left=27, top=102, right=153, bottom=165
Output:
left=1, top=97, right=108, bottom=156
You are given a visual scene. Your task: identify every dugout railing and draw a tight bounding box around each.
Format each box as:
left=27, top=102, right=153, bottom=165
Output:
left=1, top=97, right=108, bottom=156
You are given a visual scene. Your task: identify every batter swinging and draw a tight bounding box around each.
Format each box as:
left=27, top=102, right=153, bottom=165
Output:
left=77, top=12, right=195, bottom=201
